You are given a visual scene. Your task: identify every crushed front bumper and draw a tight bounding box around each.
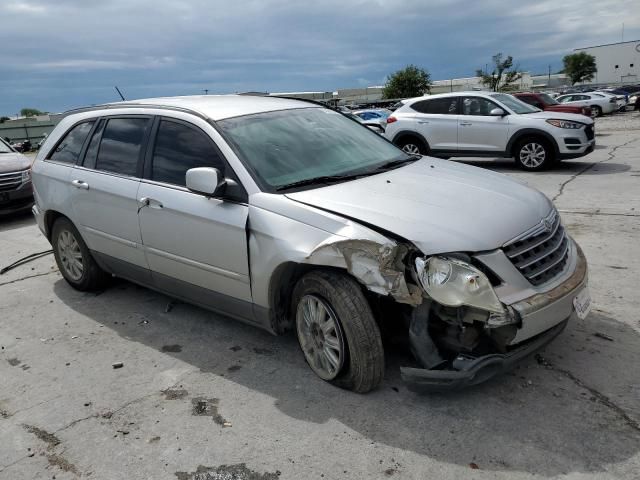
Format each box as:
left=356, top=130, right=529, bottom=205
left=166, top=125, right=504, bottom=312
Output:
left=401, top=243, right=588, bottom=392
left=400, top=318, right=568, bottom=391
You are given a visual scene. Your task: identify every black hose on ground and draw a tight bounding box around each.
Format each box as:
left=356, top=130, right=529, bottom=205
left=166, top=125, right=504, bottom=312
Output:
left=0, top=250, right=53, bottom=275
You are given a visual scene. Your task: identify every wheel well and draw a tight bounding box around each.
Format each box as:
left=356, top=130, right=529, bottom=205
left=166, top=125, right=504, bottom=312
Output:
left=392, top=131, right=429, bottom=149
left=268, top=263, right=358, bottom=334
left=44, top=210, right=67, bottom=241
left=508, top=130, right=558, bottom=157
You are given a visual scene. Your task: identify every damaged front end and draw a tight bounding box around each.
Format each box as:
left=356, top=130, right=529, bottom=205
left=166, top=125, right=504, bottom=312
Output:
left=300, top=224, right=583, bottom=392
left=399, top=248, right=586, bottom=391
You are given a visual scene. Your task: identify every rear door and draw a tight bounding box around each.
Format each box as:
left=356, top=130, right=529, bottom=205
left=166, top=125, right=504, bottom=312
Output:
left=137, top=116, right=253, bottom=316
left=70, top=116, right=152, bottom=280
left=409, top=97, right=459, bottom=151
left=457, top=96, right=509, bottom=152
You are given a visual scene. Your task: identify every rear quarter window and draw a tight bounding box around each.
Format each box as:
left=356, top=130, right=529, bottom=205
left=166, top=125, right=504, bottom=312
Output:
left=48, top=121, right=95, bottom=164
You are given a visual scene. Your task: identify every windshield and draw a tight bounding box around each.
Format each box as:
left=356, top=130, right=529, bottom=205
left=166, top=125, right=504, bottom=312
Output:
left=0, top=138, right=13, bottom=153
left=218, top=107, right=408, bottom=191
left=491, top=93, right=540, bottom=114
left=539, top=93, right=559, bottom=105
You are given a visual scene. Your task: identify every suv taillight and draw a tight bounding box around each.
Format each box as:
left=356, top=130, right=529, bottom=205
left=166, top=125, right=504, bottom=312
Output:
left=387, top=116, right=397, bottom=124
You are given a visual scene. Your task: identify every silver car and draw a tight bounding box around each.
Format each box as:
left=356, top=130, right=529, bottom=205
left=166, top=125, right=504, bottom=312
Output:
left=31, top=95, right=591, bottom=392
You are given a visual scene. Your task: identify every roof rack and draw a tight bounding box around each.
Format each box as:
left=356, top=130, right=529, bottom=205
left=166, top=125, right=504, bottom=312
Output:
left=60, top=102, right=211, bottom=121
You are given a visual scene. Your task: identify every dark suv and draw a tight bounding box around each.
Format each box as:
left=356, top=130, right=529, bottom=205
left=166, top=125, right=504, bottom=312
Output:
left=514, top=93, right=592, bottom=118
left=0, top=137, right=33, bottom=214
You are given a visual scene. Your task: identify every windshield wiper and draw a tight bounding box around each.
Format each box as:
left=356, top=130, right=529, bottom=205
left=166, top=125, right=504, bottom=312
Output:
left=373, top=155, right=421, bottom=172
left=275, top=173, right=365, bottom=191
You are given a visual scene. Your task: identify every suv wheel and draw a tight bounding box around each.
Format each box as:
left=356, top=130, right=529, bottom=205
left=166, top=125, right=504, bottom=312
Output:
left=52, top=217, right=109, bottom=291
left=590, top=105, right=602, bottom=117
left=396, top=136, right=428, bottom=156
left=515, top=137, right=554, bottom=171
left=292, top=270, right=384, bottom=393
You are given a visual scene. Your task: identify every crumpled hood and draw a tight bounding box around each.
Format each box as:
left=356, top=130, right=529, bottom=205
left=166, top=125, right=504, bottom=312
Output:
left=0, top=152, right=31, bottom=172
left=286, top=158, right=553, bottom=254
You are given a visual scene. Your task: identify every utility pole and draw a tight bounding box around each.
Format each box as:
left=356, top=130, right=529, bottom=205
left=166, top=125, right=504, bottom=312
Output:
left=548, top=64, right=551, bottom=85
left=622, top=23, right=625, bottom=42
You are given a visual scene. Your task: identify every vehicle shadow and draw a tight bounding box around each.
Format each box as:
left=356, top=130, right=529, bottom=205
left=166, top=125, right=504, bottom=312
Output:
left=53, top=279, right=640, bottom=476
left=455, top=158, right=631, bottom=175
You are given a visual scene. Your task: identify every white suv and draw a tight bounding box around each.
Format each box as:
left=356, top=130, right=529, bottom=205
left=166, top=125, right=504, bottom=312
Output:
left=384, top=92, right=595, bottom=170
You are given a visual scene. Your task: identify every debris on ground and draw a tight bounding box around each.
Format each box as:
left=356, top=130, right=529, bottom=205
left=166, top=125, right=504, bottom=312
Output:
left=175, top=463, right=281, bottom=480
left=593, top=332, right=614, bottom=341
left=112, top=362, right=124, bottom=369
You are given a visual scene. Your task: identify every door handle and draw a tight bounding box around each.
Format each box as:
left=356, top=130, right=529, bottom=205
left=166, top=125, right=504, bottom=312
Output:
left=417, top=120, right=429, bottom=124
left=138, top=197, right=163, bottom=210
left=460, top=122, right=472, bottom=126
left=71, top=179, right=89, bottom=190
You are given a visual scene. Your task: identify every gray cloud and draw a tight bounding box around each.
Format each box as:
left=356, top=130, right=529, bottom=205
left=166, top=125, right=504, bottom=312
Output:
left=0, top=0, right=638, bottom=114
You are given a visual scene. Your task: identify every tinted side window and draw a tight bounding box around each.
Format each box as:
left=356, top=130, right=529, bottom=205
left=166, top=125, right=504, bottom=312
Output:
left=151, top=120, right=223, bottom=186
left=461, top=97, right=500, bottom=115
left=95, top=118, right=149, bottom=176
left=411, top=98, right=458, bottom=114
left=49, top=121, right=94, bottom=164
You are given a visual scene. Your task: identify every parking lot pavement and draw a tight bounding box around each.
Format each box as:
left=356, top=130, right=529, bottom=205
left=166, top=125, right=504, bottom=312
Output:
left=1, top=112, right=639, bottom=480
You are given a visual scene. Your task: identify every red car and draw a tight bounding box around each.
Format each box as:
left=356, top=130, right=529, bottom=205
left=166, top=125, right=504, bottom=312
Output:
left=514, top=93, right=592, bottom=118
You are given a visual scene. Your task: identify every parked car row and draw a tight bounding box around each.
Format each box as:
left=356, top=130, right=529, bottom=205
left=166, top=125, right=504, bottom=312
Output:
left=384, top=91, right=595, bottom=170
left=29, top=94, right=591, bottom=393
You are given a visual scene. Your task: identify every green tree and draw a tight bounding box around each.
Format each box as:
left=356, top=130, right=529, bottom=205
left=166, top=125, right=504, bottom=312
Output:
left=20, top=108, right=45, bottom=117
left=562, top=52, right=597, bottom=85
left=382, top=65, right=431, bottom=99
left=475, top=53, right=522, bottom=92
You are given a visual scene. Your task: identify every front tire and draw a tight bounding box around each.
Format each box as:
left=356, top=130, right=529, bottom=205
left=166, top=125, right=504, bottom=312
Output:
left=515, top=137, right=554, bottom=171
left=590, top=105, right=602, bottom=118
left=52, top=217, right=109, bottom=291
left=292, top=271, right=384, bottom=393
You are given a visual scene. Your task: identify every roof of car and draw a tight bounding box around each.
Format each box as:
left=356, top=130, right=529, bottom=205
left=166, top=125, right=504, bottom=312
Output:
left=68, top=95, right=319, bottom=121
left=402, top=91, right=500, bottom=104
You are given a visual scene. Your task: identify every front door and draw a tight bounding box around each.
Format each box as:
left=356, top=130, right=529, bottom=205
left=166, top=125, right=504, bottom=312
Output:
left=137, top=117, right=252, bottom=319
left=457, top=96, right=510, bottom=152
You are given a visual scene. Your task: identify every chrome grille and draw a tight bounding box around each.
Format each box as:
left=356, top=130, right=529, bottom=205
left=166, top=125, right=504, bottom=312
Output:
left=0, top=171, right=23, bottom=192
left=503, top=210, right=570, bottom=286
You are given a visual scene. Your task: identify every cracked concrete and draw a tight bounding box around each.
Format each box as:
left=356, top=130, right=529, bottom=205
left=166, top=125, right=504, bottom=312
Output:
left=1, top=111, right=639, bottom=479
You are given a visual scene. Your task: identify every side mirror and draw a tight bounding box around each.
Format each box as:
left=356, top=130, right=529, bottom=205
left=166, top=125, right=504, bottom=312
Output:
left=489, top=108, right=507, bottom=116
left=186, top=167, right=226, bottom=196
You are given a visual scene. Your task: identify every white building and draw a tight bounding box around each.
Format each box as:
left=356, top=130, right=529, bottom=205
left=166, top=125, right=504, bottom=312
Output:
left=574, top=40, right=640, bottom=85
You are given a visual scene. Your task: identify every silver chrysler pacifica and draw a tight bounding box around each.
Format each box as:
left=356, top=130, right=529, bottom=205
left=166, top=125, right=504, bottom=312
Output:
left=31, top=95, right=592, bottom=392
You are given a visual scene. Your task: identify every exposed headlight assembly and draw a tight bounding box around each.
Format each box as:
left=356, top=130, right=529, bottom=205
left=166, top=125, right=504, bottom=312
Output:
left=546, top=119, right=584, bottom=129
left=415, top=256, right=504, bottom=313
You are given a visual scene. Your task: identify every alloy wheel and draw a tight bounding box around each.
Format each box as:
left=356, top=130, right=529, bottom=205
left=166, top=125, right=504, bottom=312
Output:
left=57, top=229, right=84, bottom=281
left=402, top=143, right=421, bottom=155
left=519, top=142, right=546, bottom=168
left=296, top=294, right=345, bottom=380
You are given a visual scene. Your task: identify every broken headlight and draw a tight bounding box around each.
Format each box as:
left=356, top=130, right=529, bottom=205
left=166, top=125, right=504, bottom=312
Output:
left=415, top=256, right=504, bottom=314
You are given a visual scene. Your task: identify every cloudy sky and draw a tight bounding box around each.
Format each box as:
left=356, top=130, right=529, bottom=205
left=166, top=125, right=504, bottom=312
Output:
left=1, top=0, right=639, bottom=116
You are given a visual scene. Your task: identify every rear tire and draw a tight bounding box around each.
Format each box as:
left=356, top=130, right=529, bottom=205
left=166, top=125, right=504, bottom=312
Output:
left=590, top=105, right=602, bottom=117
left=514, top=137, right=555, bottom=171
left=292, top=270, right=384, bottom=393
left=52, top=217, right=109, bottom=291
left=396, top=136, right=428, bottom=156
